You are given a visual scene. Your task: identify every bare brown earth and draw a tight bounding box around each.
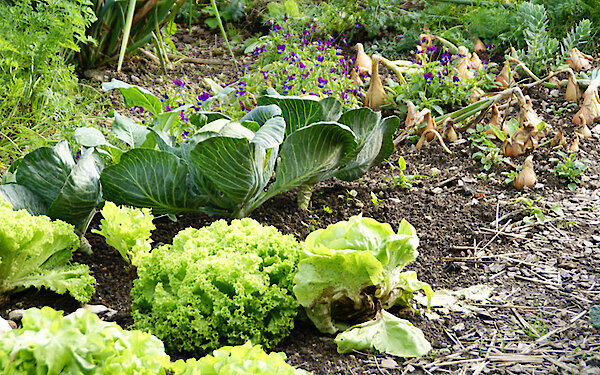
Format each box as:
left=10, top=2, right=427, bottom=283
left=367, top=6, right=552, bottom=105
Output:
left=2, top=24, right=600, bottom=374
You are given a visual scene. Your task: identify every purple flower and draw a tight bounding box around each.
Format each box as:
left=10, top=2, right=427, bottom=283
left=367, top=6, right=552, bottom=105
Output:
left=75, top=150, right=81, bottom=161
left=271, top=23, right=281, bottom=32
left=160, top=93, right=169, bottom=102
left=286, top=74, right=296, bottom=81
left=284, top=13, right=289, bottom=22
left=318, top=76, right=328, bottom=88
left=440, top=53, right=451, bottom=66
left=282, top=83, right=294, bottom=94
left=252, top=45, right=266, bottom=55
left=486, top=43, right=494, bottom=51
left=301, top=71, right=310, bottom=78
left=423, top=72, right=434, bottom=84
left=426, top=45, right=437, bottom=54
left=316, top=55, right=324, bottom=65
left=173, top=79, right=184, bottom=88
left=297, top=61, right=306, bottom=69
left=260, top=70, right=269, bottom=80
left=182, top=131, right=189, bottom=139
left=277, top=44, right=286, bottom=54
left=198, top=92, right=212, bottom=103
left=165, top=105, right=172, bottom=112
left=239, top=100, right=250, bottom=112
left=179, top=110, right=188, bottom=124
left=453, top=76, right=460, bottom=86
left=354, top=22, right=361, bottom=30
left=323, top=89, right=332, bottom=95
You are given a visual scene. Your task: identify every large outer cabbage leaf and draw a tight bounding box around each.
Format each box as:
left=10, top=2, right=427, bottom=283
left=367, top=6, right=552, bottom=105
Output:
left=293, top=216, right=431, bottom=334
left=131, top=219, right=301, bottom=355
left=0, top=199, right=94, bottom=303
left=0, top=307, right=170, bottom=374
left=334, top=310, right=432, bottom=357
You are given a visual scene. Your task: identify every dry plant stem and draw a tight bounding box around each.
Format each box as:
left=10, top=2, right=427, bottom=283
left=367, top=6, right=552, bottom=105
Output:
left=416, top=129, right=452, bottom=153
left=166, top=53, right=234, bottom=65
left=132, top=0, right=160, bottom=24
left=378, top=56, right=408, bottom=84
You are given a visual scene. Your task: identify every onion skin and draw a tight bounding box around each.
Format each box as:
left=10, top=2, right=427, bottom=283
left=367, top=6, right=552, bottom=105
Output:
left=496, top=62, right=511, bottom=89
left=355, top=43, right=372, bottom=75
left=550, top=130, right=566, bottom=148
left=365, top=55, right=386, bottom=110
left=569, top=135, right=580, bottom=153
left=474, top=39, right=486, bottom=52
left=566, top=48, right=593, bottom=72
left=513, top=155, right=537, bottom=190
left=565, top=71, right=581, bottom=103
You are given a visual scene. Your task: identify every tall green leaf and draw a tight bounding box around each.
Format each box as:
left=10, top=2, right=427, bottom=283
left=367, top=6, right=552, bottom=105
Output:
left=101, top=149, right=202, bottom=214
left=257, top=95, right=342, bottom=136
left=263, top=122, right=356, bottom=201
left=335, top=110, right=400, bottom=181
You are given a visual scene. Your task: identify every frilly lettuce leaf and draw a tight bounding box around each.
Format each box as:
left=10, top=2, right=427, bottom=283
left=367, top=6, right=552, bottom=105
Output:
left=171, top=342, right=311, bottom=375
left=0, top=307, right=170, bottom=374
left=0, top=199, right=94, bottom=303
left=92, top=201, right=155, bottom=264
left=334, top=310, right=432, bottom=358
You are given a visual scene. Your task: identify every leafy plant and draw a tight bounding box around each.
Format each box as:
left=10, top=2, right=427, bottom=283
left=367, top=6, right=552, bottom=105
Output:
left=550, top=151, right=590, bottom=191
left=172, top=342, right=310, bottom=375
left=293, top=215, right=433, bottom=357
left=131, top=219, right=302, bottom=355
left=467, top=123, right=509, bottom=171
left=389, top=50, right=496, bottom=116
left=384, top=157, right=424, bottom=189
left=0, top=0, right=95, bottom=121
left=78, top=0, right=184, bottom=68
left=99, top=85, right=399, bottom=217
left=0, top=307, right=170, bottom=374
left=0, top=141, right=103, bottom=236
left=512, top=196, right=565, bottom=226
left=0, top=199, right=95, bottom=304
left=92, top=201, right=155, bottom=265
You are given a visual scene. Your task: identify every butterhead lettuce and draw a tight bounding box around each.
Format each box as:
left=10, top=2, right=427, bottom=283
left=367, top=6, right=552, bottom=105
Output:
left=293, top=215, right=432, bottom=357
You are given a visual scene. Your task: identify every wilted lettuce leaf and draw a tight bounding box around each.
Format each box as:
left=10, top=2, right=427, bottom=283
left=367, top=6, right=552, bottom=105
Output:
left=334, top=310, right=432, bottom=358
left=293, top=215, right=431, bottom=334
left=0, top=307, right=170, bottom=374
left=171, top=342, right=311, bottom=375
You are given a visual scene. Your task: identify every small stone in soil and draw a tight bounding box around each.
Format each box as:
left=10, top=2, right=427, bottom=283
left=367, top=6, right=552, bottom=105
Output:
left=8, top=309, right=25, bottom=323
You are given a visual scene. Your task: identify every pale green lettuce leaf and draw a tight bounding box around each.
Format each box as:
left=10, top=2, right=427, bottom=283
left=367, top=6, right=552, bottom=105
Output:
left=334, top=311, right=432, bottom=358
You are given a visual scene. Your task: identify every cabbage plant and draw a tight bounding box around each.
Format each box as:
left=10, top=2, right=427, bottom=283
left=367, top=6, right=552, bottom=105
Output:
left=293, top=215, right=433, bottom=357
left=98, top=82, right=399, bottom=217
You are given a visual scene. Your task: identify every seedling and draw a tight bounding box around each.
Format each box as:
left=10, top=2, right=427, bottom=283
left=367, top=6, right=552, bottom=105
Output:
left=546, top=102, right=577, bottom=117
left=524, top=311, right=549, bottom=340
left=549, top=151, right=590, bottom=191
left=467, top=123, right=509, bottom=171
left=384, top=157, right=425, bottom=189
left=370, top=192, right=385, bottom=208
left=512, top=196, right=565, bottom=226
left=323, top=205, right=333, bottom=214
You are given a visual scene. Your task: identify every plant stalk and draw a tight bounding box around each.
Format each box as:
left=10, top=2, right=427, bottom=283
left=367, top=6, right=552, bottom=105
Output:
left=210, top=0, right=238, bottom=70
left=117, top=0, right=137, bottom=73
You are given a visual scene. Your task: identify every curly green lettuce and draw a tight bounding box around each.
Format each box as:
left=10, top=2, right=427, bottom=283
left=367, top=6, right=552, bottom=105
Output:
left=0, top=307, right=170, bottom=374
left=92, top=201, right=155, bottom=264
left=0, top=199, right=95, bottom=303
left=131, top=218, right=301, bottom=355
left=171, top=342, right=311, bottom=375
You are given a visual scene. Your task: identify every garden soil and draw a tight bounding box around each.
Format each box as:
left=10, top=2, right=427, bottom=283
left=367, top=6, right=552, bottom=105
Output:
left=2, top=25, right=600, bottom=374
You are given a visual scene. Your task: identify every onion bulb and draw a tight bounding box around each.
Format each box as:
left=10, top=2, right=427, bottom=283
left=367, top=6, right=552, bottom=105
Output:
left=355, top=43, right=372, bottom=75
left=566, top=48, right=593, bottom=72
left=575, top=115, right=592, bottom=139
left=513, top=155, right=537, bottom=190
left=569, top=135, right=580, bottom=153
left=496, top=62, right=512, bottom=89
left=550, top=130, right=566, bottom=148
left=573, top=83, right=600, bottom=125
left=365, top=55, right=386, bottom=110
left=565, top=70, right=582, bottom=103
left=474, top=39, right=486, bottom=52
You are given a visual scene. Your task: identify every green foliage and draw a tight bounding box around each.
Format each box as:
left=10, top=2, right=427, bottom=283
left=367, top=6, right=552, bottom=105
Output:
left=98, top=85, right=399, bottom=217
left=0, top=307, right=170, bottom=374
left=0, top=141, right=103, bottom=235
left=293, top=216, right=432, bottom=357
left=131, top=219, right=302, bottom=355
left=172, top=342, right=310, bottom=375
left=550, top=151, right=590, bottom=191
left=512, top=196, right=565, bottom=226
left=389, top=52, right=496, bottom=116
left=92, top=202, right=155, bottom=264
left=467, top=123, right=509, bottom=171
left=79, top=0, right=182, bottom=68
left=0, top=0, right=95, bottom=121
left=384, top=157, right=425, bottom=189
left=0, top=200, right=95, bottom=303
